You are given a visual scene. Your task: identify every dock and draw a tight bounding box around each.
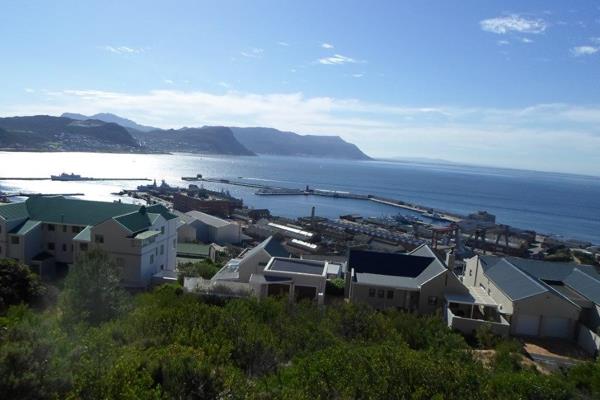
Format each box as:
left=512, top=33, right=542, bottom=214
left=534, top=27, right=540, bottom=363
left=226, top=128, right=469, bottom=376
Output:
left=192, top=176, right=465, bottom=223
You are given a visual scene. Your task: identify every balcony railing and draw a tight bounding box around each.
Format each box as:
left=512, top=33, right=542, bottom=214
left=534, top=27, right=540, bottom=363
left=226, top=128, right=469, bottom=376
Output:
left=446, top=307, right=510, bottom=337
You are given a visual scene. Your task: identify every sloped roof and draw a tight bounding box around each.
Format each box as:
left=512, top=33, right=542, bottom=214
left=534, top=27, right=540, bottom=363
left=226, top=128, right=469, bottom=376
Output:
left=485, top=259, right=548, bottom=301
left=243, top=236, right=289, bottom=260
left=185, top=210, right=232, bottom=228
left=146, top=204, right=178, bottom=220
left=9, top=220, right=41, bottom=235
left=114, top=210, right=161, bottom=233
left=564, top=269, right=600, bottom=305
left=0, top=201, right=28, bottom=221
left=267, top=258, right=326, bottom=275
left=349, top=247, right=446, bottom=290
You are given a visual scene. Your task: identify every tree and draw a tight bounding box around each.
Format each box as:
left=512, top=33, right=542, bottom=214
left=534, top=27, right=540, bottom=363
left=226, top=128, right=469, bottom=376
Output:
left=59, top=249, right=129, bottom=326
left=177, top=260, right=221, bottom=283
left=0, top=259, right=45, bottom=314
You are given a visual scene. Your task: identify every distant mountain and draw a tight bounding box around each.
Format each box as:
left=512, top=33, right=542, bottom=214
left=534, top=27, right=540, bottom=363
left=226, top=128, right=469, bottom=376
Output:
left=231, top=127, right=371, bottom=160
left=62, top=112, right=157, bottom=132
left=0, top=115, right=142, bottom=152
left=130, top=126, right=256, bottom=155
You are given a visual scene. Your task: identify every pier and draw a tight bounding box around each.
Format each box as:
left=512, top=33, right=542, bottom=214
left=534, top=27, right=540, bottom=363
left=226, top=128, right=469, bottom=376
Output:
left=0, top=176, right=151, bottom=181
left=189, top=176, right=465, bottom=223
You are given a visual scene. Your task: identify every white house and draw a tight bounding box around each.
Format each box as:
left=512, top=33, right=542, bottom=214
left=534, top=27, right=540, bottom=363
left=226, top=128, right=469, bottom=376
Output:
left=0, top=196, right=178, bottom=287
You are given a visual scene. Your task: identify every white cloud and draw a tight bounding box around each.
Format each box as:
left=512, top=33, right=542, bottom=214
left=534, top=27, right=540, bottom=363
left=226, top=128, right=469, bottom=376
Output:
left=571, top=46, right=599, bottom=56
left=497, top=40, right=510, bottom=46
left=277, top=41, right=289, bottom=46
left=590, top=37, right=600, bottom=44
left=24, top=88, right=35, bottom=93
left=480, top=15, right=547, bottom=34
left=317, top=54, right=358, bottom=65
left=240, top=48, right=264, bottom=58
left=352, top=73, right=364, bottom=78
left=163, top=79, right=174, bottom=84
left=6, top=89, right=600, bottom=174
left=321, top=43, right=334, bottom=49
left=521, top=37, right=533, bottom=43
left=102, top=45, right=144, bottom=54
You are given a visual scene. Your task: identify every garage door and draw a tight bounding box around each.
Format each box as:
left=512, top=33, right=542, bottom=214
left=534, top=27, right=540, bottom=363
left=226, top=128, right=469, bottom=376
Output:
left=513, top=314, right=540, bottom=336
left=541, top=317, right=571, bottom=339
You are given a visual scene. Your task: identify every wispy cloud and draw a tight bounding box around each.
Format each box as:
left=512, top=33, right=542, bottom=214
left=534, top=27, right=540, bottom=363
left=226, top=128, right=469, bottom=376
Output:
left=240, top=48, right=264, bottom=58
left=497, top=40, right=510, bottom=46
left=571, top=45, right=599, bottom=56
left=521, top=37, right=533, bottom=43
left=277, top=41, right=290, bottom=47
left=321, top=43, right=334, bottom=49
left=24, top=88, right=35, bottom=93
left=480, top=14, right=547, bottom=34
left=102, top=45, right=144, bottom=54
left=317, top=54, right=358, bottom=65
left=163, top=79, right=174, bottom=84
left=351, top=73, right=364, bottom=78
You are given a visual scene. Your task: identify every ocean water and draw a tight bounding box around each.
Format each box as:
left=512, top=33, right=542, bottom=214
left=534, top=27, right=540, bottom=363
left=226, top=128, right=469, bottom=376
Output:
left=0, top=152, right=599, bottom=244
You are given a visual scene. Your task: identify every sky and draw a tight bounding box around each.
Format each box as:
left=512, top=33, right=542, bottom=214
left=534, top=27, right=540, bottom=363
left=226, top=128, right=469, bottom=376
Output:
left=1, top=1, right=600, bottom=175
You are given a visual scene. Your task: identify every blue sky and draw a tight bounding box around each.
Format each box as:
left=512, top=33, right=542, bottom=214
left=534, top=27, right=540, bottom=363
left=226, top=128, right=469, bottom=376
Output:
left=1, top=1, right=600, bottom=175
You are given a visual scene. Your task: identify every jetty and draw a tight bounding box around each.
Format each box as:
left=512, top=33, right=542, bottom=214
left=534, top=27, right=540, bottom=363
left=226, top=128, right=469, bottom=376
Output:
left=0, top=176, right=150, bottom=181
left=190, top=176, right=465, bottom=223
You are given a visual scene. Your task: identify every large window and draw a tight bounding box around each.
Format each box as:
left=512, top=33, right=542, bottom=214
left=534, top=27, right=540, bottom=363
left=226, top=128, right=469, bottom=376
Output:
left=72, top=226, right=82, bottom=234
left=387, top=290, right=394, bottom=299
left=150, top=254, right=155, bottom=264
left=47, top=224, right=55, bottom=231
left=377, top=289, right=385, bottom=298
left=160, top=244, right=164, bottom=255
left=368, top=288, right=376, bottom=297
left=48, top=242, right=55, bottom=250
left=94, top=234, right=104, bottom=244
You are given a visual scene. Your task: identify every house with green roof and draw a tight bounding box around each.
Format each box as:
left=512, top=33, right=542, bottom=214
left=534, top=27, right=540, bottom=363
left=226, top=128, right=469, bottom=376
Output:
left=0, top=196, right=178, bottom=287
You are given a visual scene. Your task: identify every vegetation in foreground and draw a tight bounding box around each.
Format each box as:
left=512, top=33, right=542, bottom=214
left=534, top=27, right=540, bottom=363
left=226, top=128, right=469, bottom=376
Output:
left=0, top=253, right=599, bottom=399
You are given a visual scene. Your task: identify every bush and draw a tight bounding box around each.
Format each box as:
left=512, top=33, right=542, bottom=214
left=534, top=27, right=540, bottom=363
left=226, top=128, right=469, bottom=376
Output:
left=177, top=260, right=221, bottom=282
left=325, top=278, right=345, bottom=297
left=0, top=259, right=45, bottom=314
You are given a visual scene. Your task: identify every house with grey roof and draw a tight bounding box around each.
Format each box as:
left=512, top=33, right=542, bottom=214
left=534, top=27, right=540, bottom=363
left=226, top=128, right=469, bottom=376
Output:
left=178, top=210, right=242, bottom=245
left=345, top=244, right=467, bottom=314
left=0, top=196, right=179, bottom=287
left=457, top=255, right=600, bottom=341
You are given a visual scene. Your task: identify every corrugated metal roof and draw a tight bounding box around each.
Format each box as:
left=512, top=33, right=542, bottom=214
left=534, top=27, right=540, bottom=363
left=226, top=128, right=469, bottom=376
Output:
left=243, top=236, right=289, bottom=259
left=267, top=257, right=326, bottom=275
left=26, top=196, right=140, bottom=225
left=185, top=210, right=233, bottom=228
left=9, top=220, right=41, bottom=235
left=485, top=259, right=548, bottom=301
left=564, top=269, right=600, bottom=305
left=0, top=201, right=28, bottom=221
left=114, top=211, right=160, bottom=233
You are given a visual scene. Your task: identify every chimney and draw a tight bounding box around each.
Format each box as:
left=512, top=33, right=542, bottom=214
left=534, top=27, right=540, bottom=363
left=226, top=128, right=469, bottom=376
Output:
left=445, top=250, right=455, bottom=270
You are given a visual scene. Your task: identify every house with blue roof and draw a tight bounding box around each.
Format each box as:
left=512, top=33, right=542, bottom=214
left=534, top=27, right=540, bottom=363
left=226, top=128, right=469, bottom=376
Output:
left=0, top=196, right=179, bottom=287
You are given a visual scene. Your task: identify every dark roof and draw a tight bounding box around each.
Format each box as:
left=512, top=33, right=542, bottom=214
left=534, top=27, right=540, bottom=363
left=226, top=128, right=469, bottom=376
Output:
left=485, top=259, right=548, bottom=301
left=0, top=202, right=28, bottom=220
left=9, top=220, right=41, bottom=235
left=349, top=249, right=434, bottom=278
left=564, top=269, right=600, bottom=305
left=114, top=210, right=160, bottom=233
left=268, top=258, right=326, bottom=275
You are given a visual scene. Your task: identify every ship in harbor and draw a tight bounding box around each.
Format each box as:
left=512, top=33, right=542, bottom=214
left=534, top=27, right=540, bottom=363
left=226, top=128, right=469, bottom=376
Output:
left=50, top=173, right=88, bottom=181
left=182, top=173, right=203, bottom=181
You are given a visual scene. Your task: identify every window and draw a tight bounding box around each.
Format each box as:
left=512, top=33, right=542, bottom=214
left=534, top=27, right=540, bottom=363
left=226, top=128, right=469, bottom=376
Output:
left=94, top=234, right=104, bottom=244
left=0, top=245, right=2, bottom=254
left=377, top=289, right=384, bottom=298
left=61, top=243, right=67, bottom=252
left=161, top=226, right=165, bottom=234
left=72, top=226, right=82, bottom=233
left=160, top=244, right=164, bottom=255
left=469, top=269, right=472, bottom=276
left=150, top=254, right=155, bottom=264
left=160, top=264, right=164, bottom=270
left=155, top=248, right=158, bottom=256
left=368, top=288, right=376, bottom=297
left=10, top=236, right=19, bottom=245
left=48, top=224, right=55, bottom=231
left=428, top=296, right=438, bottom=306
left=0, top=225, right=2, bottom=233
left=48, top=242, right=55, bottom=251
left=173, top=239, right=176, bottom=248
left=387, top=290, right=394, bottom=299
left=80, top=243, right=88, bottom=251
left=62, top=225, right=67, bottom=233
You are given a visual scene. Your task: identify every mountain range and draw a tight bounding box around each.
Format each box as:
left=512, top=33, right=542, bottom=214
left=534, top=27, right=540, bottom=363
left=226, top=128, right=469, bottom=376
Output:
left=0, top=112, right=371, bottom=160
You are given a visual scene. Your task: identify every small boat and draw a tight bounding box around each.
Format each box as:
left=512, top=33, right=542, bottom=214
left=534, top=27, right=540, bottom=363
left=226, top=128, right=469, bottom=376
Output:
left=51, top=173, right=88, bottom=181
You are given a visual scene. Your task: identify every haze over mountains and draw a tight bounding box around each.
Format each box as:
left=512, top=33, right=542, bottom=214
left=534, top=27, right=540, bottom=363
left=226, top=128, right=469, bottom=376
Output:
left=73, top=113, right=370, bottom=159
left=0, top=113, right=370, bottom=159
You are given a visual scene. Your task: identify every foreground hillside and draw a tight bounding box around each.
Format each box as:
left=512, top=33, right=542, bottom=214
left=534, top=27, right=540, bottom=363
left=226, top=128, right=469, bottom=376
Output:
left=1, top=255, right=598, bottom=399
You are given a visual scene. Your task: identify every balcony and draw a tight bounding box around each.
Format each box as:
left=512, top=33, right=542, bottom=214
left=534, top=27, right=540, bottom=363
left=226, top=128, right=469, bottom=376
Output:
left=446, top=307, right=510, bottom=337
left=445, top=287, right=510, bottom=337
